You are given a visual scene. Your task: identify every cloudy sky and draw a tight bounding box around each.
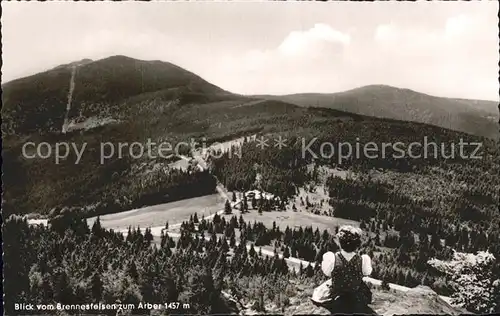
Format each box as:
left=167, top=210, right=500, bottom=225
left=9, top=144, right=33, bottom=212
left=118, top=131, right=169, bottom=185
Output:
left=3, top=1, right=498, bottom=100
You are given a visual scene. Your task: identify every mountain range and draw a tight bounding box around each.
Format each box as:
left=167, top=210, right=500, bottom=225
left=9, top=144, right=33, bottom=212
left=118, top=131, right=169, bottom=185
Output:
left=2, top=55, right=498, bottom=139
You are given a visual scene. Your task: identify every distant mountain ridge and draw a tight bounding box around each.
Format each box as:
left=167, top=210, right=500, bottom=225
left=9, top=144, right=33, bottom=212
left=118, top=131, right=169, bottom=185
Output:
left=2, top=55, right=231, bottom=135
left=2, top=56, right=497, bottom=138
left=254, top=84, right=498, bottom=139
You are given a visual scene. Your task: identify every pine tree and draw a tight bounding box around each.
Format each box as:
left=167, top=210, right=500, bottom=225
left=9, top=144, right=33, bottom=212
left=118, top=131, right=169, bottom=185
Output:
left=283, top=247, right=290, bottom=258
left=224, top=200, right=232, bottom=215
left=90, top=272, right=103, bottom=302
left=126, top=226, right=133, bottom=243
left=161, top=230, right=166, bottom=248
left=243, top=194, right=249, bottom=213
left=41, top=273, right=54, bottom=301
left=54, top=269, right=73, bottom=304
left=127, top=261, right=139, bottom=280
left=291, top=244, right=297, bottom=258
left=249, top=244, right=256, bottom=257
left=144, top=228, right=154, bottom=246
left=230, top=233, right=236, bottom=248
left=91, top=217, right=102, bottom=236
left=224, top=224, right=234, bottom=238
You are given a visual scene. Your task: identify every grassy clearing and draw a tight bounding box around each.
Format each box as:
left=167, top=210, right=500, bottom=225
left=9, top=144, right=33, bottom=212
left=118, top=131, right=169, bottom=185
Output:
left=222, top=209, right=359, bottom=233
left=87, top=193, right=224, bottom=230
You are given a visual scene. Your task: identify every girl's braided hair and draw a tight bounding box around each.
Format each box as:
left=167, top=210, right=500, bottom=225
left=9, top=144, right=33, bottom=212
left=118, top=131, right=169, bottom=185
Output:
left=336, top=225, right=363, bottom=252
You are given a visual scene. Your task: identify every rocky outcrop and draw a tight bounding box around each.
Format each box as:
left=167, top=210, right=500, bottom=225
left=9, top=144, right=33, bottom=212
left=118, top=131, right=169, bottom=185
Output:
left=368, top=286, right=467, bottom=316
left=240, top=284, right=467, bottom=315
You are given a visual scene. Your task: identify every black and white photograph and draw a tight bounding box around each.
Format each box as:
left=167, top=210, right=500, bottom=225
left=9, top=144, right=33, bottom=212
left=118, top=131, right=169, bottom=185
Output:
left=2, top=1, right=499, bottom=315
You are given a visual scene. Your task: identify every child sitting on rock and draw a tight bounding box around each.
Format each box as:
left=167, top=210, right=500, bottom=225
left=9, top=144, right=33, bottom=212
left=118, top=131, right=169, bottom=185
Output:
left=314, top=225, right=375, bottom=314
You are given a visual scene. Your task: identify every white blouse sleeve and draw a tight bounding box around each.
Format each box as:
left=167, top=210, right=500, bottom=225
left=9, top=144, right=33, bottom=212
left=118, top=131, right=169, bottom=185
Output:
left=321, top=251, right=336, bottom=277
left=361, top=254, right=373, bottom=276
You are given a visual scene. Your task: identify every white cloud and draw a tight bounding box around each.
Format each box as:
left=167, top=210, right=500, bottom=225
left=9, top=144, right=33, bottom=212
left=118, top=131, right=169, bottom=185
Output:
left=374, top=14, right=488, bottom=49
left=366, top=13, right=498, bottom=100
left=278, top=23, right=351, bottom=57
left=210, top=14, right=498, bottom=101
left=445, top=14, right=473, bottom=37
left=374, top=23, right=399, bottom=42
left=213, top=23, right=351, bottom=94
